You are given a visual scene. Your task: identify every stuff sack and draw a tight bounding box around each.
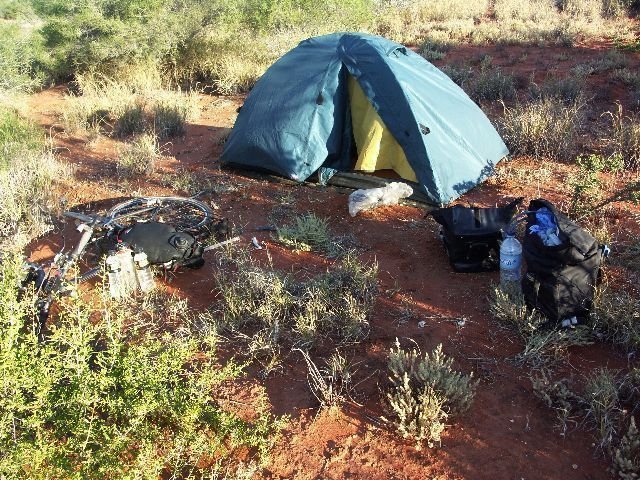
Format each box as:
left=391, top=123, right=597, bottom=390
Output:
left=348, top=182, right=414, bottom=217
left=431, top=198, right=522, bottom=273
left=522, top=199, right=603, bottom=323
left=104, top=222, right=205, bottom=269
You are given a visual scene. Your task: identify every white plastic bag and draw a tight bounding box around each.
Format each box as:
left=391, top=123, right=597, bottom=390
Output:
left=348, top=182, right=414, bottom=217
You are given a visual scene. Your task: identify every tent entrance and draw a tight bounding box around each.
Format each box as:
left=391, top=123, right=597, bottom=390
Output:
left=347, top=75, right=418, bottom=183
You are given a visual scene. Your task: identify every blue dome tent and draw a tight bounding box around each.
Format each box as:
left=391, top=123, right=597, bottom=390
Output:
left=221, top=33, right=508, bottom=205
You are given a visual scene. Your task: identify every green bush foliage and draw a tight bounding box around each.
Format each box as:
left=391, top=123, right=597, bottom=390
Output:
left=384, top=340, right=477, bottom=448
left=62, top=76, right=199, bottom=137
left=468, top=66, right=516, bottom=102
left=2, top=0, right=638, bottom=93
left=0, top=22, right=46, bottom=93
left=612, top=417, right=640, bottom=479
left=605, top=104, right=640, bottom=171
left=276, top=213, right=333, bottom=253
left=0, top=255, right=281, bottom=478
left=569, top=153, right=624, bottom=216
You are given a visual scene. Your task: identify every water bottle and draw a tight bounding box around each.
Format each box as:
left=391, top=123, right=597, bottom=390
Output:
left=133, top=251, right=155, bottom=293
left=500, top=230, right=522, bottom=289
left=115, top=244, right=138, bottom=293
left=105, top=252, right=123, bottom=299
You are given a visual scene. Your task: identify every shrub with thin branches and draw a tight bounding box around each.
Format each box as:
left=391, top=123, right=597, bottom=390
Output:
left=0, top=108, right=68, bottom=249
left=384, top=340, right=477, bottom=448
left=469, top=67, right=516, bottom=102
left=62, top=75, right=199, bottom=138
left=529, top=73, right=587, bottom=104
left=489, top=285, right=593, bottom=367
left=114, top=102, right=146, bottom=137
left=531, top=371, right=583, bottom=436
left=297, top=350, right=357, bottom=409
left=0, top=255, right=283, bottom=478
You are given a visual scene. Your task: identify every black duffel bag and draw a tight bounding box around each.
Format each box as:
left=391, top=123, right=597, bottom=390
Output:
left=522, top=199, right=604, bottom=323
left=431, top=198, right=522, bottom=273
left=101, top=222, right=205, bottom=269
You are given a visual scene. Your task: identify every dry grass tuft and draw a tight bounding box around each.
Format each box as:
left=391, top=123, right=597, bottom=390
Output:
left=499, top=96, right=585, bottom=161
left=116, top=133, right=161, bottom=178
left=63, top=75, right=199, bottom=138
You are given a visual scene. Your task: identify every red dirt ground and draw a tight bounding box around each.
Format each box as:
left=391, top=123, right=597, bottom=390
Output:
left=24, top=41, right=640, bottom=480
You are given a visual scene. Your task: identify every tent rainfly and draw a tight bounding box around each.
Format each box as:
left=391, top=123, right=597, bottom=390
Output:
left=221, top=32, right=509, bottom=205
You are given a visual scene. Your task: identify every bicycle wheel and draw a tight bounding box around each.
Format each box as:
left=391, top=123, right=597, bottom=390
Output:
left=107, top=196, right=214, bottom=237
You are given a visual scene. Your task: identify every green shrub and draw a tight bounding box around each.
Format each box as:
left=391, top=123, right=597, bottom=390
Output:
left=153, top=104, right=185, bottom=137
left=489, top=285, right=593, bottom=367
left=531, top=371, right=583, bottom=435
left=568, top=153, right=624, bottom=216
left=440, top=64, right=474, bottom=87
left=0, top=22, right=46, bottom=93
left=0, top=0, right=36, bottom=19
left=384, top=340, right=477, bottom=448
left=297, top=350, right=356, bottom=409
left=584, top=368, right=623, bottom=451
left=532, top=366, right=640, bottom=474
left=419, top=39, right=451, bottom=61
left=0, top=108, right=66, bottom=249
left=612, top=417, right=640, bottom=479
left=499, top=96, right=584, bottom=161
left=62, top=76, right=199, bottom=137
left=114, top=102, right=146, bottom=137
left=529, top=73, right=587, bottom=103
left=489, top=283, right=544, bottom=337
left=0, top=107, right=43, bottom=163
left=0, top=255, right=282, bottom=478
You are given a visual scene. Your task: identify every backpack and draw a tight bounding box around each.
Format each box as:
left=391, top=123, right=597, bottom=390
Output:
left=102, top=222, right=205, bottom=269
left=431, top=198, right=522, bottom=273
left=522, top=199, right=604, bottom=323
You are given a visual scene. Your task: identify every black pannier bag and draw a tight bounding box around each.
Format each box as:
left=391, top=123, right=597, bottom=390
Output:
left=522, top=199, right=604, bottom=323
left=431, top=198, right=522, bottom=273
left=101, top=222, right=205, bottom=269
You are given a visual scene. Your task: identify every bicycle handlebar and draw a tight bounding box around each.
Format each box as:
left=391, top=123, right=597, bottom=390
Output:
left=63, top=211, right=113, bottom=226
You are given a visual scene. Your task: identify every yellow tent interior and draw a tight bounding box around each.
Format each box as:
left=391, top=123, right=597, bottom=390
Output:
left=347, top=75, right=418, bottom=183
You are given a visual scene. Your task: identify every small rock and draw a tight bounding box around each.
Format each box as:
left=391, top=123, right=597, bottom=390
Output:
left=418, top=320, right=426, bottom=328
left=572, top=464, right=578, bottom=470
